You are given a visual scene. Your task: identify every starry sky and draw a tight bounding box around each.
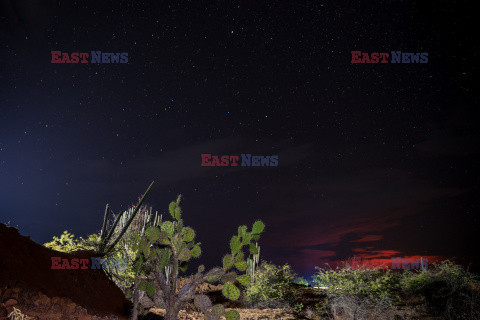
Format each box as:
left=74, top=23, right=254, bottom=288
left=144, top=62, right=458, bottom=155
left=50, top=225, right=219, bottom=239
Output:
left=1, top=1, right=479, bottom=278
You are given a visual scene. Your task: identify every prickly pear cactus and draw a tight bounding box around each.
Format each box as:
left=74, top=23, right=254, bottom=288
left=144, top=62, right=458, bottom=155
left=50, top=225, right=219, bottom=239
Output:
left=131, top=195, right=265, bottom=320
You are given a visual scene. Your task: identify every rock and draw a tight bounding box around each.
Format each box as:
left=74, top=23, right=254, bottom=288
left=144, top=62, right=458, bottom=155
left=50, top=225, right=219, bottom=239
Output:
left=39, top=312, right=62, bottom=320
left=51, top=303, right=63, bottom=313
left=52, top=297, right=73, bottom=309
left=74, top=306, right=88, bottom=316
left=4, top=299, right=18, bottom=307
left=0, top=306, right=7, bottom=317
left=34, top=295, right=51, bottom=307
left=77, top=314, right=92, bottom=320
left=52, top=297, right=62, bottom=305
left=64, top=302, right=77, bottom=314
left=149, top=308, right=166, bottom=317
left=138, top=296, right=154, bottom=309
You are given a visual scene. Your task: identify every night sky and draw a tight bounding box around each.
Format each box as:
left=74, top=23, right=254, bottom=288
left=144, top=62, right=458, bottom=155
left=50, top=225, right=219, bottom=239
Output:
left=1, top=1, right=479, bottom=278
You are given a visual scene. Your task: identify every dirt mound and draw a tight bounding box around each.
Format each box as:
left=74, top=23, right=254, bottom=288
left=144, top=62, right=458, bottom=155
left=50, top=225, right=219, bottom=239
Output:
left=0, top=223, right=132, bottom=318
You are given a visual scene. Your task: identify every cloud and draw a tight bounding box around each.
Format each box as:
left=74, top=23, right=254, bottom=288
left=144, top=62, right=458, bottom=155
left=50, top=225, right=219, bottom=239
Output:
left=261, top=167, right=462, bottom=273
left=352, top=234, right=384, bottom=242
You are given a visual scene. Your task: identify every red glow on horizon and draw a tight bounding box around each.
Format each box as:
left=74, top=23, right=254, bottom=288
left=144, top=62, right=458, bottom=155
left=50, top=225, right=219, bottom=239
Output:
left=324, top=255, right=445, bottom=270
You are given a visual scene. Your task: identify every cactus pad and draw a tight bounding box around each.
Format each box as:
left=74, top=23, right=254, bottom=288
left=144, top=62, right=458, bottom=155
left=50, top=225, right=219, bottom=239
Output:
left=191, top=244, right=201, bottom=258
left=161, top=221, right=174, bottom=237
left=223, top=254, right=234, bottom=270
left=194, top=295, right=212, bottom=310
left=146, top=281, right=155, bottom=297
left=252, top=220, right=265, bottom=234
left=212, top=304, right=225, bottom=316
left=182, top=227, right=195, bottom=242
left=236, top=274, right=251, bottom=286
left=178, top=247, right=191, bottom=261
left=225, top=310, right=240, bottom=320
left=222, top=282, right=240, bottom=300
left=234, top=260, right=248, bottom=272
left=230, top=235, right=241, bottom=255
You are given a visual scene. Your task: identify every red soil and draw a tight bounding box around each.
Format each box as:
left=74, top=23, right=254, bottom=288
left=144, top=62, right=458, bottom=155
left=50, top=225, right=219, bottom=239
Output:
left=0, top=223, right=132, bottom=317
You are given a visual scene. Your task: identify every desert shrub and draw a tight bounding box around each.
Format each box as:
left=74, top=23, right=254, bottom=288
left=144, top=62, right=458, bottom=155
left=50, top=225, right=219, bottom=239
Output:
left=293, top=276, right=310, bottom=286
left=312, top=265, right=401, bottom=305
left=313, top=300, right=330, bottom=319
left=311, top=263, right=401, bottom=319
left=44, top=230, right=100, bottom=252
left=401, top=260, right=480, bottom=319
left=328, top=295, right=397, bottom=320
left=245, top=261, right=296, bottom=307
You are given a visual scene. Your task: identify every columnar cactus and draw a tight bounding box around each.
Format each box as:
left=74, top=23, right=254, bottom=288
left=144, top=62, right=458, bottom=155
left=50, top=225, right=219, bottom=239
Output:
left=99, top=181, right=155, bottom=255
left=131, top=195, right=265, bottom=320
left=83, top=182, right=163, bottom=295
left=246, top=242, right=260, bottom=283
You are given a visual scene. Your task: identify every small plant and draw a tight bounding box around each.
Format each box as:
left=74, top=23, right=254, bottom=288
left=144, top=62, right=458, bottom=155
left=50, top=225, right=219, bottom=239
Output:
left=131, top=195, right=265, bottom=320
left=8, top=307, right=33, bottom=320
left=245, top=261, right=296, bottom=307
left=291, top=302, right=304, bottom=314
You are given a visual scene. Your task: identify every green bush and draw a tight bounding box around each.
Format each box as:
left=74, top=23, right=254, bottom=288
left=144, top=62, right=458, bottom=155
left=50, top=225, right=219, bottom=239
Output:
left=311, top=264, right=401, bottom=320
left=401, top=260, right=480, bottom=319
left=312, top=265, right=401, bottom=305
left=44, top=231, right=100, bottom=252
left=245, top=261, right=295, bottom=307
left=293, top=276, right=309, bottom=286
